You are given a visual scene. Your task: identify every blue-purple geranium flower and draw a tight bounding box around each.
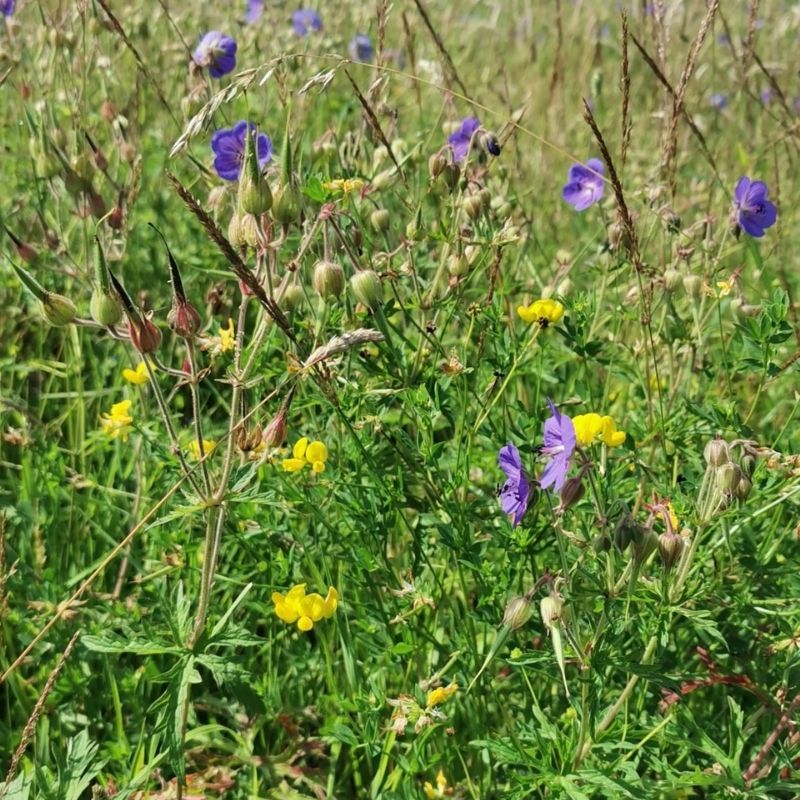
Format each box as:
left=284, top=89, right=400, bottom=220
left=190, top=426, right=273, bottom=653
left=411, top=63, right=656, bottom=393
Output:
left=562, top=158, right=604, bottom=211
left=1, top=0, right=16, bottom=17
left=349, top=33, right=373, bottom=62
left=709, top=92, right=728, bottom=111
left=193, top=31, right=237, bottom=79
left=448, top=117, right=480, bottom=162
left=498, top=443, right=532, bottom=527
left=211, top=121, right=273, bottom=182
left=733, top=177, right=777, bottom=238
left=293, top=9, right=322, bottom=36
left=539, top=401, right=576, bottom=493
left=245, top=0, right=264, bottom=24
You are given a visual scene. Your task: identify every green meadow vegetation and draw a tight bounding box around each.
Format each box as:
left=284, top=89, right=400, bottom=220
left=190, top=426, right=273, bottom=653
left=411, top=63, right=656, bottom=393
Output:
left=1, top=0, right=800, bottom=797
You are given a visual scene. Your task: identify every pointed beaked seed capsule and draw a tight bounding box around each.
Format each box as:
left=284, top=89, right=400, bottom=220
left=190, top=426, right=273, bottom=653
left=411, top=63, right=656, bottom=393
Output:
left=370, top=208, right=390, bottom=232
left=238, top=171, right=273, bottom=216
left=167, top=298, right=202, bottom=338
left=503, top=596, right=533, bottom=631
left=272, top=184, right=303, bottom=227
left=129, top=315, right=162, bottom=354
left=716, top=462, right=742, bottom=493
left=40, top=293, right=77, bottom=326
left=658, top=531, right=684, bottom=570
left=478, top=187, right=492, bottom=209
left=350, top=270, right=382, bottom=310
left=539, top=595, right=564, bottom=630
left=704, top=438, right=730, bottom=467
left=262, top=409, right=288, bottom=449
left=312, top=259, right=345, bottom=299
left=4, top=227, right=38, bottom=264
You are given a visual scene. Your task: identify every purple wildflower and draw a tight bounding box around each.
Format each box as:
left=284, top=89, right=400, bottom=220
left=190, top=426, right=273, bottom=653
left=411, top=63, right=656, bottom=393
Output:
left=0, top=0, right=15, bottom=16
left=211, top=121, right=273, bottom=182
left=760, top=88, right=774, bottom=106
left=292, top=9, right=322, bottom=36
left=539, top=401, right=576, bottom=493
left=709, top=92, right=728, bottom=111
left=448, top=117, right=480, bottom=162
left=498, top=443, right=532, bottom=527
left=349, top=33, right=373, bottom=62
left=733, top=177, right=777, bottom=238
left=193, top=32, right=237, bottom=79
left=245, top=0, right=264, bottom=24
left=562, top=158, right=604, bottom=211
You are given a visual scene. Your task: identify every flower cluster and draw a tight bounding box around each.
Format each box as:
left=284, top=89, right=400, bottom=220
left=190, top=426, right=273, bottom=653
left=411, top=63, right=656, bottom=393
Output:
left=572, top=413, right=626, bottom=448
left=100, top=399, right=134, bottom=442
left=272, top=583, right=338, bottom=632
left=282, top=437, right=329, bottom=473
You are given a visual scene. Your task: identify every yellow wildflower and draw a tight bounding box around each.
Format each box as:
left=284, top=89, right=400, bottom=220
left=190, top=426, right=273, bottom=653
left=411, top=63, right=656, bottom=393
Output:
left=573, top=413, right=626, bottom=447
left=517, top=298, right=564, bottom=327
left=272, top=583, right=339, bottom=632
left=100, top=399, right=134, bottom=442
left=423, top=770, right=452, bottom=799
left=219, top=318, right=235, bottom=353
left=666, top=502, right=679, bottom=532
left=282, top=437, right=329, bottom=473
left=122, top=361, right=149, bottom=385
left=323, top=178, right=365, bottom=196
left=717, top=279, right=734, bottom=296
left=426, top=682, right=458, bottom=708
left=189, top=439, right=216, bottom=460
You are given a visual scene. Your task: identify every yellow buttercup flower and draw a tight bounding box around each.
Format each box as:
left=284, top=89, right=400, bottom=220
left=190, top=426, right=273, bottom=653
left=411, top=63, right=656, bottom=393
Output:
left=219, top=318, right=235, bottom=353
left=122, top=361, right=149, bottom=385
left=517, top=298, right=564, bottom=327
left=272, top=583, right=339, bottom=632
left=426, top=682, right=458, bottom=708
left=100, top=399, right=134, bottom=442
left=573, top=413, right=626, bottom=448
left=189, top=439, right=216, bottom=460
left=282, top=437, right=329, bottom=473
left=424, top=770, right=451, bottom=799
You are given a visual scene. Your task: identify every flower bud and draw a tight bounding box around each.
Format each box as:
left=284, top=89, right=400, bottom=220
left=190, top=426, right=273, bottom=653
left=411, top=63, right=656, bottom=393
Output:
left=658, top=531, right=684, bottom=570
left=40, top=293, right=77, bottom=326
left=447, top=253, right=468, bottom=276
left=428, top=152, right=446, bottom=179
left=107, top=205, right=124, bottom=230
left=664, top=268, right=682, bottom=291
left=716, top=462, right=742, bottom=493
left=262, top=409, right=288, bottom=449
left=682, top=274, right=702, bottom=299
left=90, top=287, right=123, bottom=326
left=167, top=298, right=202, bottom=338
left=238, top=170, right=273, bottom=216
left=464, top=245, right=480, bottom=265
left=312, top=259, right=345, bottom=299
left=539, top=594, right=564, bottom=630
left=462, top=195, right=483, bottom=221
left=478, top=187, right=492, bottom=210
left=441, top=162, right=460, bottom=192
left=480, top=131, right=501, bottom=157
left=735, top=475, right=752, bottom=502
left=280, top=284, right=305, bottom=312
left=372, top=168, right=398, bottom=190
left=631, top=528, right=658, bottom=565
left=272, top=184, right=303, bottom=227
left=740, top=454, right=756, bottom=477
left=558, top=475, right=585, bottom=513
left=370, top=208, right=390, bottom=233
left=350, top=269, right=382, bottom=310
left=704, top=438, right=730, bottom=467
left=614, top=512, right=639, bottom=552
left=129, top=314, right=162, bottom=354
left=228, top=212, right=246, bottom=249
left=503, top=596, right=533, bottom=631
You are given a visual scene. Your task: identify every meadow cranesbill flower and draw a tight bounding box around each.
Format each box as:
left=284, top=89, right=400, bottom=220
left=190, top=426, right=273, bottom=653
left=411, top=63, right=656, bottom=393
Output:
left=211, top=121, right=273, bottom=182
left=760, top=88, right=774, bottom=106
left=122, top=361, right=148, bottom=385
left=498, top=443, right=531, bottom=527
left=733, top=177, right=777, bottom=237
left=100, top=399, right=134, bottom=441
left=272, top=583, right=338, bottom=631
left=189, top=439, right=216, bottom=460
left=572, top=413, right=626, bottom=447
left=292, top=9, right=322, bottom=36
left=349, top=33, right=373, bottom=62
left=539, top=401, right=575, bottom=492
left=562, top=158, right=604, bottom=211
left=245, top=0, right=263, bottom=24
left=426, top=682, right=458, bottom=708
left=282, top=437, right=329, bottom=473
left=709, top=92, right=728, bottom=110
left=448, top=117, right=480, bottom=162
left=423, top=771, right=450, bottom=799
left=1, top=0, right=16, bottom=16
left=193, top=31, right=238, bottom=79
left=516, top=298, right=564, bottom=327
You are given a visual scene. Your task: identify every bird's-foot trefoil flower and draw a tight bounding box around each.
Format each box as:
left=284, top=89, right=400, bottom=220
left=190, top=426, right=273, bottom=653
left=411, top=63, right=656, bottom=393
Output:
left=211, top=121, right=273, bottom=182
left=562, top=158, right=605, bottom=210
left=426, top=682, right=458, bottom=708
left=539, top=400, right=576, bottom=492
left=424, top=770, right=453, bottom=799
left=193, top=31, right=237, bottom=79
left=189, top=439, right=216, bottom=461
left=498, top=443, right=532, bottom=526
left=282, top=437, right=329, bottom=473
left=733, top=177, right=777, bottom=238
left=122, top=361, right=149, bottom=385
left=517, top=298, right=564, bottom=328
left=101, top=399, right=134, bottom=441
left=572, top=413, right=627, bottom=447
left=272, top=583, right=338, bottom=631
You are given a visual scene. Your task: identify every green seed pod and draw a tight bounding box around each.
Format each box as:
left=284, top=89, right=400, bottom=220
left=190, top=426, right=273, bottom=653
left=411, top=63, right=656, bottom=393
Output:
left=631, top=528, right=658, bottom=565
left=704, top=438, right=730, bottom=467
left=228, top=212, right=246, bottom=249
left=503, top=596, right=533, bottom=631
left=716, top=462, right=742, bottom=493
left=370, top=208, right=390, bottom=233
left=238, top=125, right=272, bottom=215
left=740, top=453, right=756, bottom=477
left=280, top=284, right=305, bottom=312
left=40, top=293, right=77, bottom=326
left=90, top=287, right=123, bottom=326
left=312, top=259, right=345, bottom=299
left=539, top=594, right=564, bottom=630
left=350, top=269, right=382, bottom=310
left=272, top=184, right=303, bottom=227
left=447, top=253, right=468, bottom=277
left=441, top=162, right=460, bottom=192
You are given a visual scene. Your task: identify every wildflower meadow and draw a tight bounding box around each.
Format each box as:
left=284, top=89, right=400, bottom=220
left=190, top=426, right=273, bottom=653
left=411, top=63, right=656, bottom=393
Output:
left=2, top=1, right=800, bottom=798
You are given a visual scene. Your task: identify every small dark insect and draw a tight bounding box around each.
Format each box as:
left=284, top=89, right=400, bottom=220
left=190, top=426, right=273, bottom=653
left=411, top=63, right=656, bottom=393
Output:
left=425, top=322, right=437, bottom=334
